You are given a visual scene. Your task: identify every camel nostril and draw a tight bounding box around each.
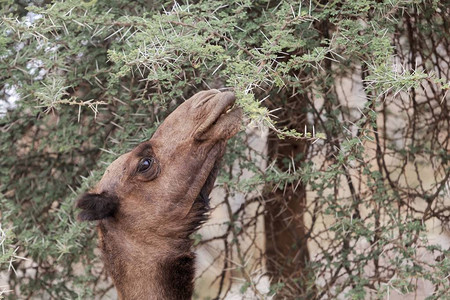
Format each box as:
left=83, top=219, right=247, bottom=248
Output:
left=193, top=89, right=221, bottom=108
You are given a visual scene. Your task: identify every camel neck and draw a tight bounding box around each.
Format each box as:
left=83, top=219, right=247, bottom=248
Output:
left=97, top=222, right=195, bottom=300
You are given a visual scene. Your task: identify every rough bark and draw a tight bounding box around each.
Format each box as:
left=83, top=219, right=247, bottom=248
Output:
left=264, top=92, right=313, bottom=298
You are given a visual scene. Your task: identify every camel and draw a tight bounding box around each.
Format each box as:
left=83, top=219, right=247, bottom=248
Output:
left=76, top=90, right=242, bottom=299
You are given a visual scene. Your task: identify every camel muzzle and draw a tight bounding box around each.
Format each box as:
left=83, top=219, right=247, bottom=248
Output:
left=193, top=90, right=241, bottom=141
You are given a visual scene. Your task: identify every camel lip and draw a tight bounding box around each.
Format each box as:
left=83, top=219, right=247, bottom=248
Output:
left=196, top=163, right=217, bottom=208
left=222, top=104, right=239, bottom=117
left=195, top=142, right=225, bottom=208
left=214, top=95, right=237, bottom=120
left=193, top=92, right=237, bottom=140
left=210, top=104, right=236, bottom=125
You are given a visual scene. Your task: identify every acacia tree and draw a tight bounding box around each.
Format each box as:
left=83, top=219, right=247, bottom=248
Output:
left=1, top=0, right=449, bottom=299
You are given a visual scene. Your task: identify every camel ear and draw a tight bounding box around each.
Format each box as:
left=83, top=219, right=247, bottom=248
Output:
left=76, top=192, right=119, bottom=221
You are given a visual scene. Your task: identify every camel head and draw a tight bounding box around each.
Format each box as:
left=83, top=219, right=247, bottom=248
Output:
left=76, top=90, right=242, bottom=240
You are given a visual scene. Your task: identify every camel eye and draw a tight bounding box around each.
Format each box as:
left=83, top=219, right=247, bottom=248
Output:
left=137, top=158, right=153, bottom=173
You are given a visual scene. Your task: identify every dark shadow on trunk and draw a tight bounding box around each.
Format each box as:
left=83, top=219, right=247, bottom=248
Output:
left=264, top=92, right=315, bottom=298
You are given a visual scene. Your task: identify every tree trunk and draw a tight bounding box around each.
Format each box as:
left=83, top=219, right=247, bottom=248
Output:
left=264, top=93, right=313, bottom=298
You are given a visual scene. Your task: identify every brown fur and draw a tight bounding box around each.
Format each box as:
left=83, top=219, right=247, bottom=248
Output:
left=77, top=90, right=241, bottom=300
